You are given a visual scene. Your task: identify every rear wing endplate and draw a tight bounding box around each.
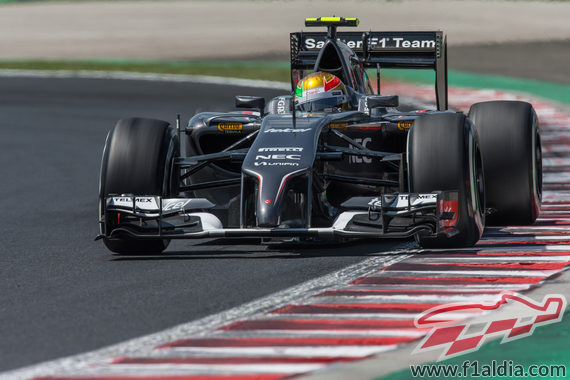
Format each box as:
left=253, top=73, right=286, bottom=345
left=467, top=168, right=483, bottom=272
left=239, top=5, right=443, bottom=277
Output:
left=290, top=31, right=448, bottom=110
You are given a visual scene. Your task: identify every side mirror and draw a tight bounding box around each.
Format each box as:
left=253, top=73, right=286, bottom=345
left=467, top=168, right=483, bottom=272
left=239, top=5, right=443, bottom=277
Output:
left=367, top=95, right=399, bottom=108
left=265, top=96, right=293, bottom=115
left=235, top=96, right=265, bottom=113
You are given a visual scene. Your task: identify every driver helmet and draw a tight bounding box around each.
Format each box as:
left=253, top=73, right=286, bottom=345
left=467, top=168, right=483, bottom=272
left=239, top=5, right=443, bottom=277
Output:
left=295, top=72, right=349, bottom=112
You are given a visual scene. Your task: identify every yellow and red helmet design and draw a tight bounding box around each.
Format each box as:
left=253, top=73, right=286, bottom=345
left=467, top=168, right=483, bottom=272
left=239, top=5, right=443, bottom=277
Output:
left=295, top=72, right=349, bottom=112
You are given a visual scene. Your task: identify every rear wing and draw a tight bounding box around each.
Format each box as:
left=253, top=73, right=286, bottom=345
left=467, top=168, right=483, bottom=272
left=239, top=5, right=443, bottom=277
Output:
left=290, top=31, right=448, bottom=110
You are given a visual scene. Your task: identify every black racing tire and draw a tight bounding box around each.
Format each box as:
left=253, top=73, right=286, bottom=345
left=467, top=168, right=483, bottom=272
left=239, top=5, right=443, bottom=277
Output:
left=468, top=101, right=541, bottom=225
left=99, top=117, right=179, bottom=255
left=408, top=113, right=485, bottom=248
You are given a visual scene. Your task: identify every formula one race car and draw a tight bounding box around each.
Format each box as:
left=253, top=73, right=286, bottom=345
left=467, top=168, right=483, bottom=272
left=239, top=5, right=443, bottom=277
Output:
left=97, top=17, right=542, bottom=254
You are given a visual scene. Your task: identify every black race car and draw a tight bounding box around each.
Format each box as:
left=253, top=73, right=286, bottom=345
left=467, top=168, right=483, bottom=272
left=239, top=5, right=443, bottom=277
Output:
left=97, top=17, right=542, bottom=254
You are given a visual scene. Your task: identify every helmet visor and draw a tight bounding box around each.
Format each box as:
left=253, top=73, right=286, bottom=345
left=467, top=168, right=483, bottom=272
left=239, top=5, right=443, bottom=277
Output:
left=296, top=96, right=344, bottom=112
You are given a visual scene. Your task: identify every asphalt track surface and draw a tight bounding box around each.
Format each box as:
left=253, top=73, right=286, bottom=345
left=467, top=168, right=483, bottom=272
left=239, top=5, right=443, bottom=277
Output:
left=0, top=77, right=408, bottom=372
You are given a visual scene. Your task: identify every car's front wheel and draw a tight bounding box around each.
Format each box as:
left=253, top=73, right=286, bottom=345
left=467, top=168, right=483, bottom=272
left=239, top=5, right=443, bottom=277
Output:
left=99, top=117, right=179, bottom=255
left=408, top=113, right=485, bottom=248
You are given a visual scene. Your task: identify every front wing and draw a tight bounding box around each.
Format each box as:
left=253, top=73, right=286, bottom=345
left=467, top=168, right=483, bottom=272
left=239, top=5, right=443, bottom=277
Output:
left=97, top=192, right=460, bottom=242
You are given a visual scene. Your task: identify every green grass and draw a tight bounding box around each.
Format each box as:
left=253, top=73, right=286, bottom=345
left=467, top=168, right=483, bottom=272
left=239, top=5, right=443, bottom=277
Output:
left=0, top=59, right=292, bottom=82
left=2, top=58, right=570, bottom=106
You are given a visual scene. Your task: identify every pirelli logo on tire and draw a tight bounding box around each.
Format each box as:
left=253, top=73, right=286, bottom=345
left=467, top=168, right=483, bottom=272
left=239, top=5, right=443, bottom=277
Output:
left=217, top=123, right=243, bottom=133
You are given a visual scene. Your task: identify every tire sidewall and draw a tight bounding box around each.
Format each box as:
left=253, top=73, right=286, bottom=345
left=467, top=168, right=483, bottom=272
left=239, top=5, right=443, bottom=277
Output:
left=99, top=118, right=179, bottom=254
left=408, top=113, right=484, bottom=248
left=468, top=101, right=541, bottom=225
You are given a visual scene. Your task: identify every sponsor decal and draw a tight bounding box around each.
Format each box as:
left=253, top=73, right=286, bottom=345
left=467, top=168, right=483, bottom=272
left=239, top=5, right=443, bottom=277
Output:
left=303, top=37, right=435, bottom=50
left=109, top=197, right=199, bottom=213
left=108, top=196, right=159, bottom=211
left=368, top=197, right=383, bottom=209
left=397, top=120, right=414, bottom=130
left=359, top=96, right=369, bottom=114
left=258, top=147, right=303, bottom=152
left=108, top=197, right=211, bottom=214
left=277, top=98, right=287, bottom=114
left=255, top=154, right=302, bottom=160
left=110, top=196, right=154, bottom=204
left=254, top=162, right=299, bottom=167
left=367, top=193, right=437, bottom=210
left=305, top=38, right=364, bottom=50
left=217, top=122, right=243, bottom=133
left=349, top=137, right=372, bottom=164
left=264, top=128, right=312, bottom=133
left=254, top=153, right=301, bottom=167
left=416, top=194, right=438, bottom=200
left=306, top=88, right=324, bottom=95
left=368, top=37, right=435, bottom=49
left=162, top=199, right=192, bottom=212
left=413, top=293, right=567, bottom=361
left=329, top=122, right=349, bottom=130
left=439, top=199, right=459, bottom=230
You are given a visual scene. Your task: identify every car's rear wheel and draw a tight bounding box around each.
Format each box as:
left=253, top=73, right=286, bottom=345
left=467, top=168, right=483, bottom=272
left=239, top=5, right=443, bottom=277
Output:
left=99, top=117, right=179, bottom=255
left=408, top=113, right=485, bottom=248
left=468, top=101, right=541, bottom=225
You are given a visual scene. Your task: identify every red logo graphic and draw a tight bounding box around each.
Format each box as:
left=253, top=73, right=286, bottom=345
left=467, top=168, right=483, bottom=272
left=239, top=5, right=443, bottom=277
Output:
left=413, top=293, right=566, bottom=361
left=439, top=199, right=458, bottom=230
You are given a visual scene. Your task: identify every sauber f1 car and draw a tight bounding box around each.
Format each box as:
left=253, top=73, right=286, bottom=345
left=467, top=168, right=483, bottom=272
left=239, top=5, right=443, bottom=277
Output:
left=97, top=17, right=542, bottom=254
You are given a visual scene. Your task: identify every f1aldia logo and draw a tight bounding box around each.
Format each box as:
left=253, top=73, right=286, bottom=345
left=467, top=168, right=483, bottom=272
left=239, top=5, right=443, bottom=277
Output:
left=413, top=293, right=566, bottom=361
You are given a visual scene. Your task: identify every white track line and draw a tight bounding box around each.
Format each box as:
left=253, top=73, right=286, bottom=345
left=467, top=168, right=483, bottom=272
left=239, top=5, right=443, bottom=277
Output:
left=479, top=235, right=570, bottom=241
left=546, top=245, right=570, bottom=250
left=378, top=270, right=556, bottom=277
left=214, top=329, right=426, bottom=338
left=153, top=345, right=398, bottom=358
left=496, top=227, right=570, bottom=232
left=65, top=363, right=326, bottom=376
left=0, top=69, right=291, bottom=90
left=407, top=256, right=570, bottom=262
left=262, top=312, right=479, bottom=320
left=311, top=294, right=505, bottom=303
left=406, top=246, right=566, bottom=254
left=338, top=283, right=533, bottom=290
